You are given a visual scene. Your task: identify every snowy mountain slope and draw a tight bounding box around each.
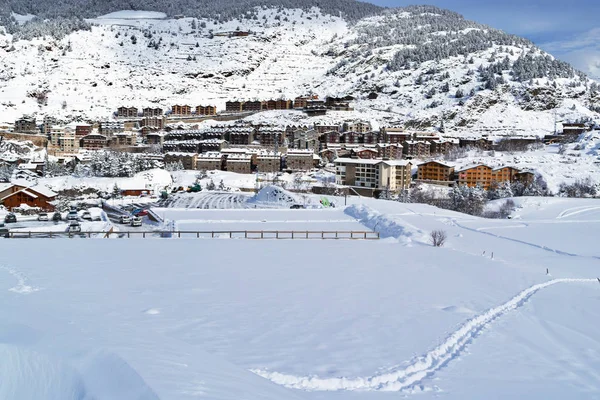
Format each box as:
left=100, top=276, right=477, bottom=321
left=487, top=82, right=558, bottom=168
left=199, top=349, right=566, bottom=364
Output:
left=1, top=5, right=599, bottom=137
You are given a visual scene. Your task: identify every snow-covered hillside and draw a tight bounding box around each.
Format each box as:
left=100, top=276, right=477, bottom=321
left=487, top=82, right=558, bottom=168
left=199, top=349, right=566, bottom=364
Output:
left=1, top=5, right=599, bottom=137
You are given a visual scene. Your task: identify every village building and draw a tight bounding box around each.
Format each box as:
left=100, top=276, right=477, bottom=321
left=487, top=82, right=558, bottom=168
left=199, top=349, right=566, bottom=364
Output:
left=224, top=153, right=253, bottom=174
left=459, top=137, right=494, bottom=150
left=343, top=121, right=371, bottom=133
left=242, top=101, right=263, bottom=112
left=323, top=131, right=341, bottom=144
left=382, top=128, right=412, bottom=144
left=491, top=166, right=521, bottom=183
left=80, top=134, right=108, bottom=151
left=146, top=132, right=166, bottom=146
left=430, top=139, right=458, bottom=155
left=99, top=121, right=124, bottom=136
left=334, top=158, right=412, bottom=193
left=142, top=107, right=163, bottom=117
left=75, top=124, right=92, bottom=138
left=42, top=116, right=56, bottom=135
left=285, top=149, right=314, bottom=171
left=293, top=97, right=309, bottom=109
left=351, top=147, right=379, bottom=159
left=196, top=152, right=224, bottom=171
left=403, top=140, right=431, bottom=159
left=254, top=151, right=281, bottom=173
left=117, top=106, right=138, bottom=118
left=196, top=105, right=217, bottom=115
left=225, top=101, right=244, bottom=113
left=141, top=116, right=166, bottom=130
left=256, top=127, right=285, bottom=147
left=417, top=161, right=456, bottom=185
left=315, top=124, right=340, bottom=134
left=14, top=117, right=38, bottom=134
left=0, top=184, right=57, bottom=211
left=164, top=152, right=199, bottom=170
left=456, top=164, right=494, bottom=188
left=275, top=99, right=292, bottom=110
left=377, top=143, right=402, bottom=159
left=171, top=105, right=192, bottom=116
left=110, top=133, right=137, bottom=147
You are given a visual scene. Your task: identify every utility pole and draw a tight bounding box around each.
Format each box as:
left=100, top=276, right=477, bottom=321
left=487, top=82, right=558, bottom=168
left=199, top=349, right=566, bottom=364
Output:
left=553, top=109, right=558, bottom=135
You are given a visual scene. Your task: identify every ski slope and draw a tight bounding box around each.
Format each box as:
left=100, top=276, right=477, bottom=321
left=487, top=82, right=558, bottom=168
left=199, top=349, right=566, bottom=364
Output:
left=0, top=198, right=599, bottom=399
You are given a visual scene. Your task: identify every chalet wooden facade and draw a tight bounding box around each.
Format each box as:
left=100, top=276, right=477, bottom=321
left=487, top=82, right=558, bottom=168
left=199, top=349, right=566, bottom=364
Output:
left=171, top=105, right=192, bottom=115
left=417, top=161, right=455, bottom=184
left=143, top=107, right=163, bottom=117
left=0, top=184, right=57, bottom=211
left=196, top=105, right=217, bottom=115
left=117, top=107, right=138, bottom=118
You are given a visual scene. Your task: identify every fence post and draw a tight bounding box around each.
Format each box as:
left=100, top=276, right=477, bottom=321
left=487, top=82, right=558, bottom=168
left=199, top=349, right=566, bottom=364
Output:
left=291, top=231, right=294, bottom=239
left=212, top=231, right=214, bottom=238
left=28, top=231, right=31, bottom=238
left=88, top=232, right=91, bottom=238
left=128, top=232, right=130, bottom=238
left=364, top=232, right=367, bottom=239
left=335, top=231, right=338, bottom=239
left=196, top=232, right=199, bottom=238
left=178, top=231, right=181, bottom=238
left=321, top=231, right=324, bottom=239
left=306, top=231, right=308, bottom=239
left=261, top=231, right=264, bottom=239
left=49, top=232, right=53, bottom=239
left=143, top=232, right=146, bottom=238
left=276, top=231, right=279, bottom=239
left=245, top=231, right=247, bottom=239
left=229, top=231, right=232, bottom=239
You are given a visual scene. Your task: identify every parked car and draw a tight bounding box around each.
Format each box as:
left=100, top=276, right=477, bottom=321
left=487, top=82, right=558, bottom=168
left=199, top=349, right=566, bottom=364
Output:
left=92, top=215, right=102, bottom=221
left=119, top=215, right=131, bottom=224
left=132, top=209, right=149, bottom=217
left=52, top=212, right=62, bottom=222
left=81, top=211, right=92, bottom=220
left=4, top=213, right=17, bottom=223
left=66, top=211, right=79, bottom=221
left=0, top=223, right=9, bottom=238
left=37, top=212, right=49, bottom=221
left=67, top=220, right=81, bottom=233
left=290, top=204, right=306, bottom=209
left=130, top=216, right=142, bottom=227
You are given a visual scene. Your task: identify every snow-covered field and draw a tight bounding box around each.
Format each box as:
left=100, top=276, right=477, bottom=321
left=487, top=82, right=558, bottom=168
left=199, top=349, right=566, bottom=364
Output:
left=1, top=196, right=599, bottom=399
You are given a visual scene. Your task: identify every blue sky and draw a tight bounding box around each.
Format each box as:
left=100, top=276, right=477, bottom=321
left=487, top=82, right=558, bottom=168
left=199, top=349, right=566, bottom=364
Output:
left=366, top=0, right=600, bottom=79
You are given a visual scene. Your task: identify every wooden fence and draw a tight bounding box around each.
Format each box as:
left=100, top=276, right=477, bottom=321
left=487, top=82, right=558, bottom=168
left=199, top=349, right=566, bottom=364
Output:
left=5, top=230, right=380, bottom=240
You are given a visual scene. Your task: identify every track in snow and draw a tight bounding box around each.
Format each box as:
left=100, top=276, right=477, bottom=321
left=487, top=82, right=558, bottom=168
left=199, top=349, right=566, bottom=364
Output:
left=252, top=278, right=597, bottom=392
left=0, top=266, right=40, bottom=294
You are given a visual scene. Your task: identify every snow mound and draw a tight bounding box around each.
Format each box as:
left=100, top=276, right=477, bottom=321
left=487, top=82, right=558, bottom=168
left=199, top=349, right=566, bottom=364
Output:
left=79, top=351, right=160, bottom=400
left=344, top=204, right=425, bottom=243
left=247, top=185, right=303, bottom=208
left=0, top=344, right=87, bottom=400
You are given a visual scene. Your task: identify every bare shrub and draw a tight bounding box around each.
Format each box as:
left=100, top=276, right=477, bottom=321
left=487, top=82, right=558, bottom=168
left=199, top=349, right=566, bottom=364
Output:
left=430, top=230, right=447, bottom=247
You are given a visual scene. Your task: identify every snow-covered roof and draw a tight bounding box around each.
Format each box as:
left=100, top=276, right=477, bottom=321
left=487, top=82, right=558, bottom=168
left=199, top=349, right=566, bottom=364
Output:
left=418, top=161, right=455, bottom=168
left=334, top=158, right=381, bottom=165
left=381, top=160, right=412, bottom=167
left=29, top=185, right=58, bottom=198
